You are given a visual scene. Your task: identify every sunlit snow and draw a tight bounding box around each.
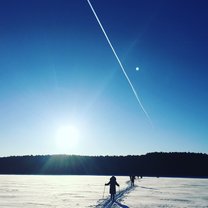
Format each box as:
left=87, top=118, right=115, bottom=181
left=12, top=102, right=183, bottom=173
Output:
left=0, top=175, right=207, bottom=207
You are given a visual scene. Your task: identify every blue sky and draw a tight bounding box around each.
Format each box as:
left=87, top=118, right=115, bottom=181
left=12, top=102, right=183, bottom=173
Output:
left=0, top=0, right=208, bottom=156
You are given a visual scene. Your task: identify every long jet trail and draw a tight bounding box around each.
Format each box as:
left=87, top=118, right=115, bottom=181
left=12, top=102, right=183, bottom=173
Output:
left=87, top=0, right=152, bottom=125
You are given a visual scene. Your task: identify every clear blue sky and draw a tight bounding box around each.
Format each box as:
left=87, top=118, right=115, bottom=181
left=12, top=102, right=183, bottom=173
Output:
left=0, top=0, right=208, bottom=156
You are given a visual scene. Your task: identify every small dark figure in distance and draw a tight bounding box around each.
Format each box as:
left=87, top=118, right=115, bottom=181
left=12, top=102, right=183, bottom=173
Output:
left=105, top=176, right=120, bottom=201
left=130, top=175, right=136, bottom=187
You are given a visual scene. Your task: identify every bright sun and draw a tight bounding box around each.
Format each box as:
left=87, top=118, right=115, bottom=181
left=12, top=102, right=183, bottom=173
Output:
left=55, top=125, right=80, bottom=151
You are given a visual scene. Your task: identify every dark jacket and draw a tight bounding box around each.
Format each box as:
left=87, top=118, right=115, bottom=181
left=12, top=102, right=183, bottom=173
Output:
left=105, top=176, right=119, bottom=194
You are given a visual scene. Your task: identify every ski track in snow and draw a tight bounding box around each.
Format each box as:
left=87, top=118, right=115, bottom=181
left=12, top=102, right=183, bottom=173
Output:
left=96, top=182, right=134, bottom=208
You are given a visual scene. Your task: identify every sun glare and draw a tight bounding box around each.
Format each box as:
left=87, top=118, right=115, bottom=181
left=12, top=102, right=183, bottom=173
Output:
left=55, top=125, right=80, bottom=151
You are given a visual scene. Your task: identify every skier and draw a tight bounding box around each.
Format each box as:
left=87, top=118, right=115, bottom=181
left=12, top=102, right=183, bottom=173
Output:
left=130, top=175, right=136, bottom=187
left=105, top=176, right=120, bottom=201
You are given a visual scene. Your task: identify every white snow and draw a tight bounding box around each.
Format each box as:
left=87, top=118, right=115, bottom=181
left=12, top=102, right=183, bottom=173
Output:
left=0, top=175, right=207, bottom=208
left=120, top=177, right=208, bottom=208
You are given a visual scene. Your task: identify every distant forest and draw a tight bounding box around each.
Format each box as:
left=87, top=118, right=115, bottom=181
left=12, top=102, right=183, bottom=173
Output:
left=0, top=152, right=207, bottom=178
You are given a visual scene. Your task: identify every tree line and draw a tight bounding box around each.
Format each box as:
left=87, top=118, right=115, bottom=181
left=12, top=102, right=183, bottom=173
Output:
left=0, top=152, right=207, bottom=177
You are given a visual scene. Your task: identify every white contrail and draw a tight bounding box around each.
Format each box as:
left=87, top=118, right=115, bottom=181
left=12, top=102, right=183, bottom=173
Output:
left=87, top=0, right=152, bottom=125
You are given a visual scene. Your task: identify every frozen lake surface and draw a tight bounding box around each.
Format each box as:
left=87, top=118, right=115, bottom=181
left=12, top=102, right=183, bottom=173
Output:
left=0, top=175, right=207, bottom=207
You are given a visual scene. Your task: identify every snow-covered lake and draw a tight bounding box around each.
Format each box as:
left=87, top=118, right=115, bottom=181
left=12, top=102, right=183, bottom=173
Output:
left=0, top=175, right=207, bottom=207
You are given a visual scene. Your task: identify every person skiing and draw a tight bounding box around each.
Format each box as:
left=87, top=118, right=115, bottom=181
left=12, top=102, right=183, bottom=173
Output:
left=130, top=175, right=136, bottom=187
left=105, top=176, right=120, bottom=201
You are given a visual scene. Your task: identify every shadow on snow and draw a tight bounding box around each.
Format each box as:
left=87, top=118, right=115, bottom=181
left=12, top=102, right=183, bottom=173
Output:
left=96, top=184, right=134, bottom=208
